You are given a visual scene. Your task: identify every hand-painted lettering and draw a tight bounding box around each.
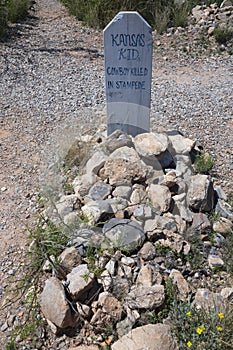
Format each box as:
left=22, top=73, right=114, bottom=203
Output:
left=119, top=48, right=139, bottom=61
left=111, top=33, right=145, bottom=47
left=115, top=80, right=145, bottom=90
left=107, top=66, right=148, bottom=76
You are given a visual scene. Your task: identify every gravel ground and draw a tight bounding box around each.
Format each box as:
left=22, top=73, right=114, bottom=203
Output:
left=0, top=0, right=232, bottom=348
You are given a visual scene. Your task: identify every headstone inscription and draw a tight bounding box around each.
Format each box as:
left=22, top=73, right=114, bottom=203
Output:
left=104, top=12, right=153, bottom=137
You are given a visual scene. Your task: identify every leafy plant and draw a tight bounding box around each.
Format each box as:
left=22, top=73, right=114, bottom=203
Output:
left=213, top=26, right=233, bottom=45
left=155, top=242, right=172, bottom=255
left=171, top=299, right=233, bottom=349
left=0, top=0, right=32, bottom=38
left=172, top=1, right=190, bottom=28
left=0, top=0, right=8, bottom=37
left=5, top=341, right=17, bottom=350
left=220, top=229, right=233, bottom=277
left=194, top=153, right=215, bottom=174
left=184, top=233, right=207, bottom=271
left=7, top=0, right=31, bottom=22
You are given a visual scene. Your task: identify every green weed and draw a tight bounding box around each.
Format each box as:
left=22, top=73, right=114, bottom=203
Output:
left=194, top=153, right=215, bottom=174
left=0, top=0, right=32, bottom=38
left=60, top=0, right=191, bottom=32
left=220, top=229, right=233, bottom=277
left=213, top=26, right=233, bottom=45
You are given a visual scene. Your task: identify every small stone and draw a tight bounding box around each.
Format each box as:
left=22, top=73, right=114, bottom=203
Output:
left=136, top=264, right=163, bottom=286
left=1, top=322, right=8, bottom=332
left=208, top=255, right=224, bottom=269
left=213, top=217, right=233, bottom=234
left=147, top=184, right=172, bottom=213
left=170, top=269, right=191, bottom=300
left=66, top=264, right=95, bottom=302
left=87, top=181, right=112, bottom=201
left=188, top=174, right=214, bottom=212
left=138, top=242, right=157, bottom=261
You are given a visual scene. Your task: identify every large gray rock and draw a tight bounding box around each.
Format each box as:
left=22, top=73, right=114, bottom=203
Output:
left=112, top=185, right=132, bottom=200
left=39, top=277, right=75, bottom=329
left=90, top=292, right=122, bottom=326
left=57, top=247, right=82, bottom=277
left=102, top=130, right=134, bottom=155
left=193, top=288, right=223, bottom=310
left=170, top=269, right=192, bottom=300
left=213, top=217, right=233, bottom=234
left=130, top=184, right=146, bottom=205
left=191, top=213, right=212, bottom=231
left=112, top=324, right=178, bottom=350
left=81, top=199, right=114, bottom=225
left=188, top=174, right=214, bottom=212
left=124, top=284, right=165, bottom=310
left=147, top=184, right=172, bottom=213
left=99, top=158, right=148, bottom=186
left=103, top=218, right=145, bottom=251
left=55, top=194, right=80, bottom=218
left=66, top=264, right=95, bottom=302
left=109, top=146, right=141, bottom=162
left=86, top=181, right=112, bottom=201
left=136, top=263, right=163, bottom=286
left=168, top=131, right=195, bottom=155
left=215, top=199, right=233, bottom=220
left=134, top=132, right=169, bottom=157
left=138, top=241, right=157, bottom=261
left=85, top=150, right=107, bottom=177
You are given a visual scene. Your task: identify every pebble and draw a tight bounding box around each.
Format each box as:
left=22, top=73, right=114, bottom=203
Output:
left=1, top=322, right=8, bottom=332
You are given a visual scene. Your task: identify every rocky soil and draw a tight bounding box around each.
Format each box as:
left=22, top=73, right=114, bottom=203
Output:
left=0, top=0, right=232, bottom=349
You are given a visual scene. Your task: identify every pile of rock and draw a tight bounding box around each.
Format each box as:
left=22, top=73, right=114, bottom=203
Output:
left=39, top=129, right=233, bottom=349
left=191, top=0, right=233, bottom=35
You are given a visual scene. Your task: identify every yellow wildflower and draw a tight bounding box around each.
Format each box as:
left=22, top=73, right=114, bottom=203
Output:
left=186, top=311, right=192, bottom=317
left=196, top=325, right=205, bottom=335
left=187, top=341, right=192, bottom=348
left=216, top=326, right=223, bottom=331
left=218, top=313, right=224, bottom=319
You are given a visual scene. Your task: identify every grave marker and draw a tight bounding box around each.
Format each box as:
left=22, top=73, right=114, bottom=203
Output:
left=104, top=11, right=153, bottom=137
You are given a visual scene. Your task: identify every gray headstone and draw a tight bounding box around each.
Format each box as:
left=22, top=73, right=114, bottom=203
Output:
left=104, top=12, right=153, bottom=137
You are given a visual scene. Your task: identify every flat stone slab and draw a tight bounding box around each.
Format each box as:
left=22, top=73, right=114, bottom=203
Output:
left=103, top=218, right=145, bottom=250
left=112, top=323, right=178, bottom=350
